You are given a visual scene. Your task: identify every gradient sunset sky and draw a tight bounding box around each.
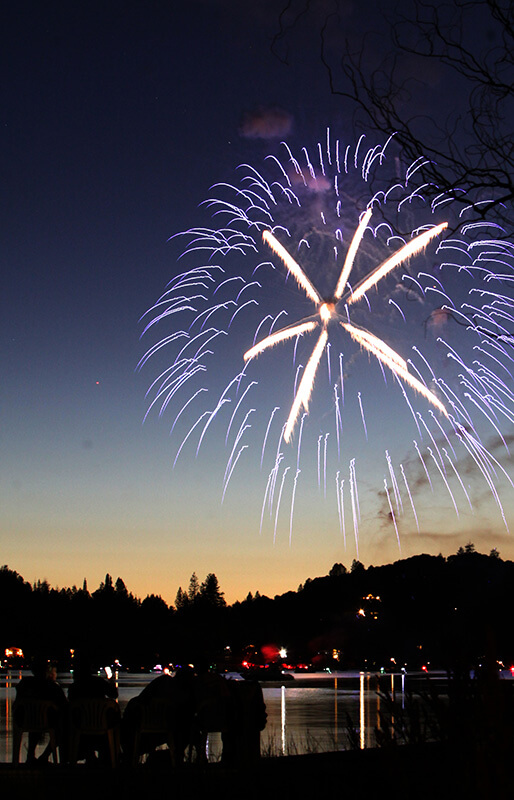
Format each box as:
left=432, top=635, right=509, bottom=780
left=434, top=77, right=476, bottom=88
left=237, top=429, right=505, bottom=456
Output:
left=3, top=0, right=513, bottom=605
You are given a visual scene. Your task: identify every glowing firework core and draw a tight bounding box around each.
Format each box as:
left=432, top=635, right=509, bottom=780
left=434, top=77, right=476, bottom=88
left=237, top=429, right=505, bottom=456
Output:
left=246, top=214, right=448, bottom=441
left=319, top=302, right=335, bottom=323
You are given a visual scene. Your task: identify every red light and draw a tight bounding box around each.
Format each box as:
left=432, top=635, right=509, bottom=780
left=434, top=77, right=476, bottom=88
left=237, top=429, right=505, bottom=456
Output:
left=261, top=644, right=280, bottom=662
left=422, top=665, right=428, bottom=672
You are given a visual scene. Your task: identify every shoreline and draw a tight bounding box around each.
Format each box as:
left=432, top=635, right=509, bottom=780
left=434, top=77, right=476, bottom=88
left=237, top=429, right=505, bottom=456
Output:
left=0, top=742, right=500, bottom=800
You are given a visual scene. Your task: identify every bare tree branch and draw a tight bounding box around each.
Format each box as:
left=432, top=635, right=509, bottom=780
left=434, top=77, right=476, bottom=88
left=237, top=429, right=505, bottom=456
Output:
left=273, top=0, right=514, bottom=234
left=321, top=0, right=514, bottom=231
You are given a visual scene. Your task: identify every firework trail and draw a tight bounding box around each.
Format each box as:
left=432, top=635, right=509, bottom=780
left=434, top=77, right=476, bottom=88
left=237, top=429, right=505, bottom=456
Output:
left=290, top=468, right=301, bottom=545
left=323, top=433, right=329, bottom=498
left=358, top=392, right=368, bottom=441
left=317, top=434, right=322, bottom=490
left=386, top=451, right=403, bottom=514
left=141, top=129, right=514, bottom=552
left=350, top=462, right=360, bottom=558
left=339, top=477, right=346, bottom=548
left=274, top=465, right=290, bottom=544
left=400, top=463, right=419, bottom=532
left=335, top=470, right=342, bottom=535
left=384, top=479, right=401, bottom=553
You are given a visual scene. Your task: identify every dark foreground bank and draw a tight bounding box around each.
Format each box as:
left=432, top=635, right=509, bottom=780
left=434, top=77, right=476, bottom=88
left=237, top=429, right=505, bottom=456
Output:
left=1, top=742, right=512, bottom=800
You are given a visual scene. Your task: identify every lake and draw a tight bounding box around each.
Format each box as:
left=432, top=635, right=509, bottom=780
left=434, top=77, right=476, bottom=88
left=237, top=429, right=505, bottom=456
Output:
left=0, top=669, right=434, bottom=762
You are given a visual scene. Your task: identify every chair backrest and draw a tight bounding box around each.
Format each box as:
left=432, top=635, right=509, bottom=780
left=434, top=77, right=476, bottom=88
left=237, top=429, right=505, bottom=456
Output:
left=69, top=698, right=119, bottom=733
left=194, top=676, right=231, bottom=732
left=13, top=699, right=59, bottom=732
left=230, top=680, right=268, bottom=731
left=134, top=699, right=174, bottom=733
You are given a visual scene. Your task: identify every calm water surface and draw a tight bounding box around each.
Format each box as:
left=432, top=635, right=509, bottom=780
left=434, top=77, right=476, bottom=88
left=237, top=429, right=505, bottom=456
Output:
left=0, top=670, right=422, bottom=763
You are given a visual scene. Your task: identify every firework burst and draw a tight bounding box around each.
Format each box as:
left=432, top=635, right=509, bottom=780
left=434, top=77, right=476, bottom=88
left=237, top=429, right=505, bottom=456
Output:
left=140, top=130, right=514, bottom=553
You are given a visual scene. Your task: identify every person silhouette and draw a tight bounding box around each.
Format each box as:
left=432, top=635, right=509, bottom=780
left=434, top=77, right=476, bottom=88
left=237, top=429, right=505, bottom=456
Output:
left=15, top=656, right=68, bottom=763
left=68, top=654, right=118, bottom=764
left=122, top=667, right=196, bottom=765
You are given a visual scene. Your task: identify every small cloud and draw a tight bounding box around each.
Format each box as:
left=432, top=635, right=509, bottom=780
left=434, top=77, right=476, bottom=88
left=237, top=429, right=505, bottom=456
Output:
left=289, top=169, right=331, bottom=193
left=239, top=106, right=293, bottom=140
left=425, top=306, right=453, bottom=332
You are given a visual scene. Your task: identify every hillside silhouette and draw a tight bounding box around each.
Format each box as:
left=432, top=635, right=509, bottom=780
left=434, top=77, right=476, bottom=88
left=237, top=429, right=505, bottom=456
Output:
left=2, top=544, right=511, bottom=671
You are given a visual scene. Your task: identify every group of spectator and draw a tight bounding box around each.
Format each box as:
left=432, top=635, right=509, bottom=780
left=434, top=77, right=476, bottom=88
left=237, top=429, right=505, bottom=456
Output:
left=13, top=655, right=267, bottom=766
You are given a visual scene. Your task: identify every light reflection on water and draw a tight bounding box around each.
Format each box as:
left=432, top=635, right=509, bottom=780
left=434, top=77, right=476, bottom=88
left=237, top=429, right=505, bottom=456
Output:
left=0, top=671, right=400, bottom=762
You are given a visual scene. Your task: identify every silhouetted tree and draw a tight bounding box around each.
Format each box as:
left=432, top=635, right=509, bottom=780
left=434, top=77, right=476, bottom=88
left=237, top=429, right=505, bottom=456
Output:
left=115, top=577, right=128, bottom=596
left=188, top=572, right=200, bottom=603
left=141, top=594, right=169, bottom=613
left=199, top=573, right=226, bottom=608
left=175, top=586, right=188, bottom=609
left=97, top=573, right=114, bottom=594
left=0, top=566, right=32, bottom=652
left=274, top=0, right=514, bottom=232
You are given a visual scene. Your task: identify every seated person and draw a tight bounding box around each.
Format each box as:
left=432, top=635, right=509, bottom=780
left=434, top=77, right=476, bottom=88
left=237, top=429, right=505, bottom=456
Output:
left=191, top=659, right=233, bottom=763
left=68, top=656, right=118, bottom=701
left=68, top=654, right=119, bottom=764
left=122, top=668, right=195, bottom=765
left=15, top=656, right=68, bottom=764
left=221, top=679, right=267, bottom=765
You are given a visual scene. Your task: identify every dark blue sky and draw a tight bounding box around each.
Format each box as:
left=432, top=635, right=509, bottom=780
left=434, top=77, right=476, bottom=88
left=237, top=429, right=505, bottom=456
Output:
left=2, top=0, right=513, bottom=603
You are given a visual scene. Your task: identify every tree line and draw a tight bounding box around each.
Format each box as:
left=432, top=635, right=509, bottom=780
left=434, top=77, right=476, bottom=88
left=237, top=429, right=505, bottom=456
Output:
left=2, top=544, right=512, bottom=671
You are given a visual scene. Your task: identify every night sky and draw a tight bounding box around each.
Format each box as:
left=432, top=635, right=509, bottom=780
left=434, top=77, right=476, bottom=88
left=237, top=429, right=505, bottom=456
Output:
left=3, top=0, right=513, bottom=604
